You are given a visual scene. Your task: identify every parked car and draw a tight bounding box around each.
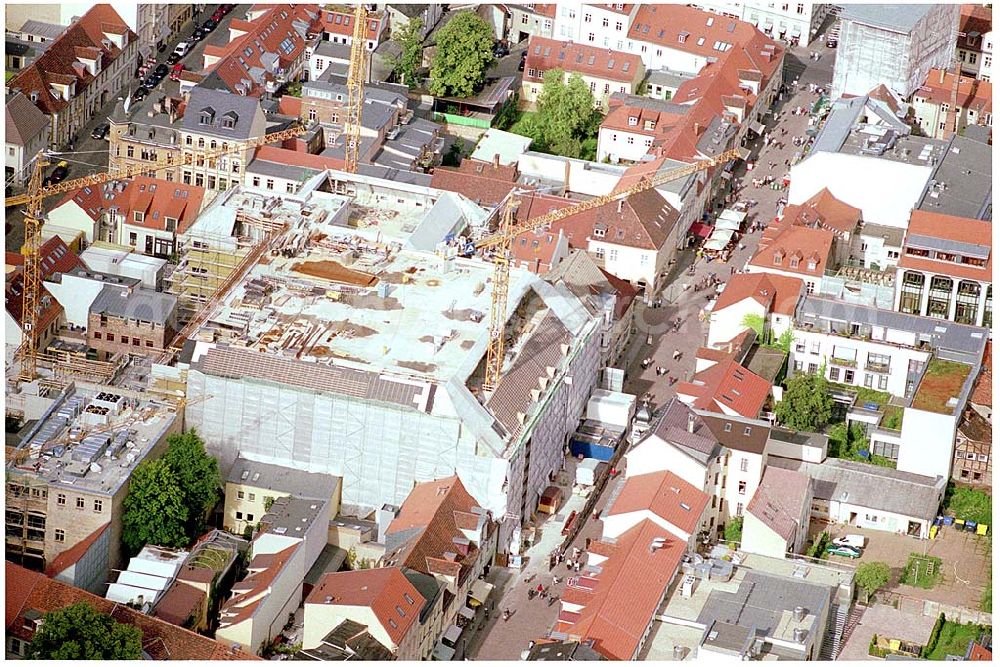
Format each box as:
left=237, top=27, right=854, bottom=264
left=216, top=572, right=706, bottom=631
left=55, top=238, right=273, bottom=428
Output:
left=220, top=3, right=235, bottom=15
left=832, top=534, right=866, bottom=549
left=172, top=40, right=191, bottom=60
left=825, top=545, right=863, bottom=559
left=44, top=161, right=70, bottom=186
left=493, top=40, right=509, bottom=58
left=134, top=86, right=150, bottom=102
left=91, top=124, right=110, bottom=140
left=212, top=8, right=225, bottom=21
left=169, top=63, right=185, bottom=81
left=203, top=18, right=218, bottom=32
left=143, top=73, right=161, bottom=88
left=153, top=63, right=169, bottom=78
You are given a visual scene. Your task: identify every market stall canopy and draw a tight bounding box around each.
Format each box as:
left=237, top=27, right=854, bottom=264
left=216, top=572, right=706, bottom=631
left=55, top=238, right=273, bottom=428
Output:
left=468, top=579, right=494, bottom=606
left=690, top=222, right=714, bottom=238
left=458, top=605, right=475, bottom=620
left=714, top=218, right=740, bottom=231
left=703, top=238, right=729, bottom=252
left=433, top=643, right=457, bottom=660
left=443, top=624, right=463, bottom=645
left=708, top=228, right=735, bottom=244
left=719, top=209, right=747, bottom=225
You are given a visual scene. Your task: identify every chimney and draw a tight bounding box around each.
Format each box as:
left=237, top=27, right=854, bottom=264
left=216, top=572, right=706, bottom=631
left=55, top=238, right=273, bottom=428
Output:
left=694, top=122, right=701, bottom=135
left=793, top=606, right=806, bottom=622
left=687, top=413, right=696, bottom=433
left=493, top=152, right=500, bottom=169
left=939, top=68, right=946, bottom=85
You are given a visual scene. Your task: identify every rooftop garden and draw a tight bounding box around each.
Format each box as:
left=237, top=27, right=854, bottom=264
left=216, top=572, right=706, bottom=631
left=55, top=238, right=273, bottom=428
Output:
left=911, top=359, right=972, bottom=415
left=879, top=405, right=904, bottom=431
left=826, top=422, right=896, bottom=468
left=830, top=383, right=891, bottom=408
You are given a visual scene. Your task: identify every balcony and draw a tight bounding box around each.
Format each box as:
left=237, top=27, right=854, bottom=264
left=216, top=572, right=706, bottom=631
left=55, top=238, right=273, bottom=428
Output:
left=865, top=361, right=890, bottom=374
left=831, top=357, right=857, bottom=368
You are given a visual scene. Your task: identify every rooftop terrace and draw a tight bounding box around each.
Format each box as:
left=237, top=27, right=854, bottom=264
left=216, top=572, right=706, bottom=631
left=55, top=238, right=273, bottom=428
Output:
left=911, top=359, right=973, bottom=415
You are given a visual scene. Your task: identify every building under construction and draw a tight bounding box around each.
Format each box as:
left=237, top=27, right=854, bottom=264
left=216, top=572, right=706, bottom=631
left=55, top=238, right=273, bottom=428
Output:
left=181, top=171, right=605, bottom=550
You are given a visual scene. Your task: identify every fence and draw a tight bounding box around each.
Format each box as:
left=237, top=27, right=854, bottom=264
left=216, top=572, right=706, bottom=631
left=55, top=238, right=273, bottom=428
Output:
left=433, top=112, right=491, bottom=129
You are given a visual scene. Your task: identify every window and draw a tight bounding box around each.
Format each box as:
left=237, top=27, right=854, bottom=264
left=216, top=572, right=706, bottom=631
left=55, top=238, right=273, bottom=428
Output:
left=864, top=373, right=873, bottom=388
left=724, top=423, right=732, bottom=432
left=266, top=179, right=274, bottom=190
left=55, top=529, right=65, bottom=542
left=93, top=500, right=102, bottom=512
left=584, top=12, right=592, bottom=22
left=237, top=491, right=245, bottom=499
left=736, top=502, right=744, bottom=517
left=286, top=182, right=296, bottom=194
left=738, top=481, right=747, bottom=495
left=794, top=360, right=803, bottom=371
left=878, top=375, right=888, bottom=391
left=588, top=32, right=595, bottom=42
left=810, top=341, right=820, bottom=354
left=739, top=458, right=748, bottom=472
left=608, top=248, right=619, bottom=262
left=829, top=367, right=840, bottom=382
left=249, top=493, right=256, bottom=502
left=57, top=493, right=66, bottom=506
left=246, top=514, right=254, bottom=522
left=970, top=53, right=978, bottom=65
left=616, top=21, right=623, bottom=31
left=602, top=17, right=609, bottom=27
left=796, top=3, right=805, bottom=13
left=126, top=145, right=134, bottom=158
left=844, top=369, right=855, bottom=384
left=236, top=511, right=243, bottom=520
left=76, top=497, right=85, bottom=509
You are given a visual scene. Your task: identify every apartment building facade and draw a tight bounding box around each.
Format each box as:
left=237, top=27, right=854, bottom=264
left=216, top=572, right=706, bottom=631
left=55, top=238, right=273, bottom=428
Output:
left=521, top=37, right=644, bottom=111
left=86, top=285, right=178, bottom=357
left=957, top=4, right=992, bottom=81
left=894, top=211, right=992, bottom=328
left=911, top=69, right=992, bottom=140
left=135, top=3, right=194, bottom=57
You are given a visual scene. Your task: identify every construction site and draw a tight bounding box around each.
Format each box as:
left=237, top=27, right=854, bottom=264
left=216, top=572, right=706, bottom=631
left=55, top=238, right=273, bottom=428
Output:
left=177, top=170, right=605, bottom=549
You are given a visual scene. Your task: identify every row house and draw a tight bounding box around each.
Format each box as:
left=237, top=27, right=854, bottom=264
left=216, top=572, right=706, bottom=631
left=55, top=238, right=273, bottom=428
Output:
left=521, top=37, right=644, bottom=111
left=894, top=210, right=992, bottom=327
left=108, top=87, right=268, bottom=194
left=597, top=94, right=690, bottom=163
left=507, top=3, right=557, bottom=43
left=86, top=283, right=178, bottom=358
left=551, top=3, right=638, bottom=49
left=108, top=177, right=207, bottom=257
left=957, top=4, right=993, bottom=81
left=5, top=92, right=50, bottom=187
left=384, top=4, right=444, bottom=40
left=7, top=5, right=138, bottom=149
left=318, top=5, right=388, bottom=50
left=708, top=272, right=804, bottom=346
left=911, top=68, right=992, bottom=140
left=200, top=4, right=321, bottom=97
left=694, top=1, right=831, bottom=46
left=953, top=409, right=991, bottom=487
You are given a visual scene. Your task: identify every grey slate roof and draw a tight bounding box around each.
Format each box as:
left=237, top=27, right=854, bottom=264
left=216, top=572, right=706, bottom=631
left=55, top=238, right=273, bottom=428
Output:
left=647, top=398, right=722, bottom=465
left=357, top=164, right=433, bottom=186
left=246, top=159, right=317, bottom=183
left=89, top=285, right=177, bottom=325
left=747, top=466, right=811, bottom=541
left=314, top=40, right=352, bottom=59
left=227, top=455, right=340, bottom=500
left=388, top=3, right=431, bottom=20
left=840, top=4, right=937, bottom=32
left=698, top=412, right=771, bottom=454
left=767, top=456, right=946, bottom=520
left=644, top=69, right=692, bottom=90
left=180, top=88, right=263, bottom=140
left=18, top=19, right=66, bottom=40
left=797, top=295, right=990, bottom=363
left=859, top=222, right=905, bottom=247
left=697, top=570, right=831, bottom=639
left=916, top=133, right=993, bottom=221
left=294, top=619, right=392, bottom=661
left=5, top=91, right=50, bottom=146
left=810, top=96, right=866, bottom=155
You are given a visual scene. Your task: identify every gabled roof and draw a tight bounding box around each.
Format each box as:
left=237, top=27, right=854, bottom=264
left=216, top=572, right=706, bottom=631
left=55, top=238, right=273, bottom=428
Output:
left=106, top=176, right=206, bottom=235
left=712, top=272, right=803, bottom=316
left=5, top=562, right=258, bottom=660
left=700, top=413, right=771, bottom=454
left=914, top=69, right=992, bottom=115
left=318, top=6, right=386, bottom=39
left=44, top=524, right=109, bottom=577
left=523, top=37, right=643, bottom=84
left=746, top=466, right=810, bottom=541
left=751, top=224, right=834, bottom=278
left=971, top=341, right=991, bottom=408
left=511, top=226, right=566, bottom=273
left=384, top=476, right=483, bottom=580
left=5, top=91, right=50, bottom=146
left=180, top=88, right=264, bottom=140
left=218, top=543, right=299, bottom=629
left=788, top=188, right=863, bottom=235
left=607, top=470, right=710, bottom=537
left=554, top=520, right=685, bottom=660
left=306, top=568, right=423, bottom=647
left=677, top=359, right=772, bottom=419
left=627, top=5, right=757, bottom=58
left=430, top=161, right=518, bottom=207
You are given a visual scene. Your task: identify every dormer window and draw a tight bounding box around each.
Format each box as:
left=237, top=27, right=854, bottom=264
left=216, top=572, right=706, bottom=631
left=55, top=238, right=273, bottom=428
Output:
left=678, top=32, right=690, bottom=43
left=644, top=119, right=656, bottom=131
left=200, top=108, right=215, bottom=125
left=773, top=251, right=783, bottom=265
left=807, top=260, right=817, bottom=270
left=593, top=227, right=607, bottom=238
left=134, top=211, right=145, bottom=223
left=789, top=256, right=800, bottom=268
left=628, top=116, right=638, bottom=126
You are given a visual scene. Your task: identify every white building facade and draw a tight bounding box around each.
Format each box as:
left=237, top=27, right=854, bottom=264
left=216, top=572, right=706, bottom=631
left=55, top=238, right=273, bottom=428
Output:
left=694, top=1, right=830, bottom=46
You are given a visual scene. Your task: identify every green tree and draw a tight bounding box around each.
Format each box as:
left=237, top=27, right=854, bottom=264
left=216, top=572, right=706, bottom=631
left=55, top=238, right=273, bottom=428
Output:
left=122, top=458, right=189, bottom=552
left=27, top=602, right=142, bottom=660
left=392, top=17, right=424, bottom=87
left=162, top=430, right=220, bottom=536
left=723, top=517, right=743, bottom=545
left=535, top=70, right=602, bottom=159
left=855, top=561, right=891, bottom=602
left=775, top=372, right=833, bottom=431
left=429, top=12, right=494, bottom=98
left=774, top=329, right=794, bottom=353
left=741, top=313, right=767, bottom=342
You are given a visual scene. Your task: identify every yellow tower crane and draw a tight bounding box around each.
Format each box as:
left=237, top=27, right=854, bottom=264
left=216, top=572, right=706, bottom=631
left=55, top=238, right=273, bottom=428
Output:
left=475, top=149, right=741, bottom=391
left=5, top=123, right=309, bottom=383
left=344, top=3, right=373, bottom=173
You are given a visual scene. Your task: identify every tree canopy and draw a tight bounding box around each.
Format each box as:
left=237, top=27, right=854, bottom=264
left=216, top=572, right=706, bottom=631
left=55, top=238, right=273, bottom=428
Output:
left=392, top=17, right=424, bottom=87
left=855, top=561, right=891, bottom=597
left=27, top=603, right=142, bottom=660
left=122, top=430, right=220, bottom=553
left=429, top=12, right=494, bottom=98
left=775, top=371, right=833, bottom=431
left=532, top=70, right=603, bottom=159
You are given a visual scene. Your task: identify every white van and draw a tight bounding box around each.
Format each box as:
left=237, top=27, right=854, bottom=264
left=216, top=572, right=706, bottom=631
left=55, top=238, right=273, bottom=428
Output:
left=832, top=534, right=865, bottom=549
left=173, top=41, right=191, bottom=59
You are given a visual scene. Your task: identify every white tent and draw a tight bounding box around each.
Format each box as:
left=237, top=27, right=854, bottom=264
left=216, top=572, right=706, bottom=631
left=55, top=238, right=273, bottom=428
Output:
left=714, top=218, right=741, bottom=231
left=719, top=209, right=747, bottom=225
left=708, top=228, right=735, bottom=244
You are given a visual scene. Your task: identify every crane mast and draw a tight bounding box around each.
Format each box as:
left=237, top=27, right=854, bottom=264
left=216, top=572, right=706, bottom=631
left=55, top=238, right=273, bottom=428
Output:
left=344, top=3, right=370, bottom=173
left=476, top=149, right=740, bottom=392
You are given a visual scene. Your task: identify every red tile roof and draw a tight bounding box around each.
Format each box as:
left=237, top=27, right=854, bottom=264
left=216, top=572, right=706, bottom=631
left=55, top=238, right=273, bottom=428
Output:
left=554, top=520, right=685, bottom=660
left=44, top=524, right=109, bottom=577
left=915, top=69, right=992, bottom=115
left=102, top=177, right=206, bottom=235
left=968, top=641, right=992, bottom=661
left=219, top=543, right=300, bottom=628
left=5, top=562, right=258, bottom=660
left=253, top=144, right=346, bottom=171
left=751, top=224, right=834, bottom=278
left=384, top=476, right=483, bottom=581
left=152, top=581, right=205, bottom=628
left=202, top=4, right=321, bottom=96
left=786, top=188, right=863, bottom=236
left=960, top=5, right=992, bottom=46
left=607, top=470, right=710, bottom=537
left=898, top=210, right=992, bottom=282
left=517, top=189, right=679, bottom=252
left=8, top=5, right=135, bottom=115
left=677, top=358, right=772, bottom=418
left=318, top=6, right=386, bottom=39
left=511, top=227, right=567, bottom=274
left=524, top=37, right=643, bottom=84
left=713, top=272, right=803, bottom=316
left=430, top=164, right=519, bottom=208
left=627, top=5, right=757, bottom=59
left=306, top=568, right=423, bottom=647
left=5, top=236, right=83, bottom=332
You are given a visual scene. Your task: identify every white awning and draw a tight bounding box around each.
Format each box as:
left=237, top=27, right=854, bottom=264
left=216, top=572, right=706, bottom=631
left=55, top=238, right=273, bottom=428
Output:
left=443, top=624, right=463, bottom=645
left=458, top=605, right=475, bottom=620
left=719, top=209, right=748, bottom=224
left=433, top=643, right=456, bottom=661
left=703, top=238, right=729, bottom=252
left=737, top=146, right=752, bottom=160
left=715, top=218, right=741, bottom=231
left=749, top=120, right=766, bottom=135
left=468, top=579, right=494, bottom=605
left=791, top=26, right=802, bottom=37
left=708, top=228, right=735, bottom=244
